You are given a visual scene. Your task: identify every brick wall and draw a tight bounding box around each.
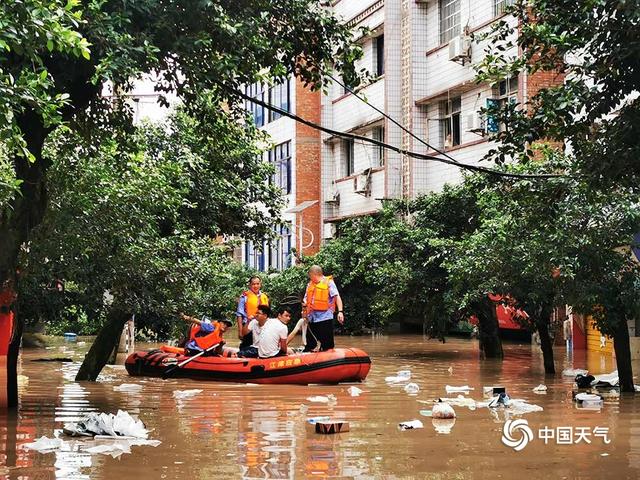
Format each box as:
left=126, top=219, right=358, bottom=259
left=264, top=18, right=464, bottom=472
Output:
left=295, top=79, right=321, bottom=255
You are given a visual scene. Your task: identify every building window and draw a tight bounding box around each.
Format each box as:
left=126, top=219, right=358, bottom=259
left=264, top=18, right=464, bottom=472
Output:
left=494, top=0, right=515, bottom=16
left=244, top=83, right=265, bottom=127
left=343, top=139, right=355, bottom=176
left=268, top=79, right=290, bottom=122
left=440, top=0, right=461, bottom=44
left=269, top=141, right=291, bottom=194
left=244, top=241, right=265, bottom=270
left=374, top=35, right=384, bottom=77
left=487, top=76, right=518, bottom=133
left=372, top=126, right=384, bottom=166
left=441, top=97, right=462, bottom=148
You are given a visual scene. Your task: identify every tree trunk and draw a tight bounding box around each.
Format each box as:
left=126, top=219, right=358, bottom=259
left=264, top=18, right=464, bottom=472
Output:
left=475, top=296, right=503, bottom=359
left=537, top=314, right=556, bottom=375
left=0, top=112, right=51, bottom=407
left=612, top=317, right=634, bottom=393
left=76, top=309, right=130, bottom=381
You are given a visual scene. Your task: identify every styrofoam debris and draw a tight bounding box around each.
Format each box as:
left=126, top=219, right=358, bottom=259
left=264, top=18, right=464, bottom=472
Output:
left=63, top=410, right=149, bottom=439
left=592, top=371, right=619, bottom=387
left=307, top=416, right=331, bottom=424
left=419, top=410, right=433, bottom=417
left=385, top=370, right=412, bottom=383
left=438, top=395, right=476, bottom=409
left=509, top=400, right=544, bottom=414
left=24, top=435, right=161, bottom=459
left=533, top=384, right=548, bottom=393
left=445, top=385, right=474, bottom=394
left=398, top=420, right=423, bottom=431
left=404, top=383, right=420, bottom=394
left=347, top=386, right=363, bottom=397
left=306, top=394, right=336, bottom=404
left=575, top=393, right=602, bottom=403
left=23, top=436, right=63, bottom=452
left=113, top=384, right=143, bottom=392
left=173, top=389, right=203, bottom=400
left=432, top=402, right=456, bottom=419
left=562, top=368, right=588, bottom=377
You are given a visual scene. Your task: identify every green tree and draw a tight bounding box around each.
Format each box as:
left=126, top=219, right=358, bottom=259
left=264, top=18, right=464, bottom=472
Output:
left=21, top=105, right=283, bottom=380
left=474, top=0, right=640, bottom=388
left=1, top=0, right=361, bottom=405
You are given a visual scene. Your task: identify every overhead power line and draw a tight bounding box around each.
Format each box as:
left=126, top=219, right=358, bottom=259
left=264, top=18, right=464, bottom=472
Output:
left=222, top=83, right=564, bottom=180
left=326, top=72, right=461, bottom=165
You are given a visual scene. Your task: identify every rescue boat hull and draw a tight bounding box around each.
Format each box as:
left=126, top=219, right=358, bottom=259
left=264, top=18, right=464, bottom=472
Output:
left=125, top=347, right=371, bottom=384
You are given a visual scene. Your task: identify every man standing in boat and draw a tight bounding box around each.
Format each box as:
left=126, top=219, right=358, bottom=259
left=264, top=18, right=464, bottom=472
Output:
left=236, top=276, right=270, bottom=350
left=302, top=265, right=344, bottom=352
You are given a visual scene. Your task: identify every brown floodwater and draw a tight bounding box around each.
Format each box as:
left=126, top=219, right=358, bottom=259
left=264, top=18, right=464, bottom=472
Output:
left=1, top=335, right=639, bottom=479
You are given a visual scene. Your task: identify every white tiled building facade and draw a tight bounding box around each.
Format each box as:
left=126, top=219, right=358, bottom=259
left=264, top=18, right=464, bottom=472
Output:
left=321, top=0, right=522, bottom=239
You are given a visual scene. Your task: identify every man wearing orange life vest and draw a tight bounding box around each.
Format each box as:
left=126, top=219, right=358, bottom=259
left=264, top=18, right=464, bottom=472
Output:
left=236, top=276, right=270, bottom=350
left=181, top=313, right=232, bottom=356
left=302, top=265, right=344, bottom=352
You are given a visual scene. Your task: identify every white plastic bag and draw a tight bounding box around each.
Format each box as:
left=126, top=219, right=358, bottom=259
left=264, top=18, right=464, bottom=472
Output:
left=398, top=420, right=424, bottom=431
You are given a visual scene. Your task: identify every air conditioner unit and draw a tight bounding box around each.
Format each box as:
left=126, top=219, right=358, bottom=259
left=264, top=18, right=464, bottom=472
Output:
left=448, top=35, right=471, bottom=64
left=465, top=112, right=485, bottom=135
left=324, top=188, right=340, bottom=205
left=354, top=169, right=372, bottom=195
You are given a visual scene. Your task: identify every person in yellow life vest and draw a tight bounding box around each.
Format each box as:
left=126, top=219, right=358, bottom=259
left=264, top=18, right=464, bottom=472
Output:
left=180, top=313, right=232, bottom=356
left=302, top=265, right=344, bottom=352
left=236, top=276, right=270, bottom=349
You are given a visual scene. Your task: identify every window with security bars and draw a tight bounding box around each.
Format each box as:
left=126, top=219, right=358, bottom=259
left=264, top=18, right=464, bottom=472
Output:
left=268, top=142, right=291, bottom=194
left=494, top=0, right=515, bottom=16
left=440, top=0, right=461, bottom=44
left=440, top=97, right=462, bottom=148
left=269, top=79, right=290, bottom=122
left=244, top=241, right=266, bottom=271
left=486, top=76, right=519, bottom=133
left=268, top=225, right=292, bottom=270
left=244, top=83, right=265, bottom=127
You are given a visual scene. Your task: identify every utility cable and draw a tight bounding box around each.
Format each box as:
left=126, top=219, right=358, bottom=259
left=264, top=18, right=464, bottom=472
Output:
left=326, top=72, right=462, bottom=165
left=221, top=83, right=564, bottom=179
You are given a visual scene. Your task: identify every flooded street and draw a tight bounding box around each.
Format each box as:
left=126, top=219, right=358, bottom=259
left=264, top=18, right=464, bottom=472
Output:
left=2, top=335, right=640, bottom=479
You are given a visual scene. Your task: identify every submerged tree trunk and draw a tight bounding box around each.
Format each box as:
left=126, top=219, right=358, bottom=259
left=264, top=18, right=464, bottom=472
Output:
left=612, top=316, right=634, bottom=393
left=76, top=309, right=130, bottom=381
left=0, top=115, right=49, bottom=408
left=536, top=313, right=556, bottom=375
left=475, top=296, right=503, bottom=359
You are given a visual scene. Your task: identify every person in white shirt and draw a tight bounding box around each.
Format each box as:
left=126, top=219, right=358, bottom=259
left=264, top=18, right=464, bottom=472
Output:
left=258, top=306, right=292, bottom=358
left=238, top=304, right=270, bottom=358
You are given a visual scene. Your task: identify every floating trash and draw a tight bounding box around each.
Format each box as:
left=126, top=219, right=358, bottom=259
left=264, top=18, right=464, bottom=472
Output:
left=398, top=420, right=423, bottom=431
left=404, top=383, right=420, bottom=394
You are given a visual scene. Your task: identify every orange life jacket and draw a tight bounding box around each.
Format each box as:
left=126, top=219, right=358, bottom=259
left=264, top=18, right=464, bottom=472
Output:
left=306, top=276, right=334, bottom=313
left=190, top=321, right=224, bottom=350
left=243, top=290, right=269, bottom=319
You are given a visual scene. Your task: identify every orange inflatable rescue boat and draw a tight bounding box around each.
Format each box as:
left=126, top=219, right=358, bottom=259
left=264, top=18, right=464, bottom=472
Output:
left=125, top=347, right=371, bottom=384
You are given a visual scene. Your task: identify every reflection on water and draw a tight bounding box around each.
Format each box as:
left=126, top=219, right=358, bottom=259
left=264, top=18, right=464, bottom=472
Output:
left=1, top=335, right=640, bottom=479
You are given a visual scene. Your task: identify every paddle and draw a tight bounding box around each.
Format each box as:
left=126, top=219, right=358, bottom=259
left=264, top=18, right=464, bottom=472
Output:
left=162, top=342, right=221, bottom=379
